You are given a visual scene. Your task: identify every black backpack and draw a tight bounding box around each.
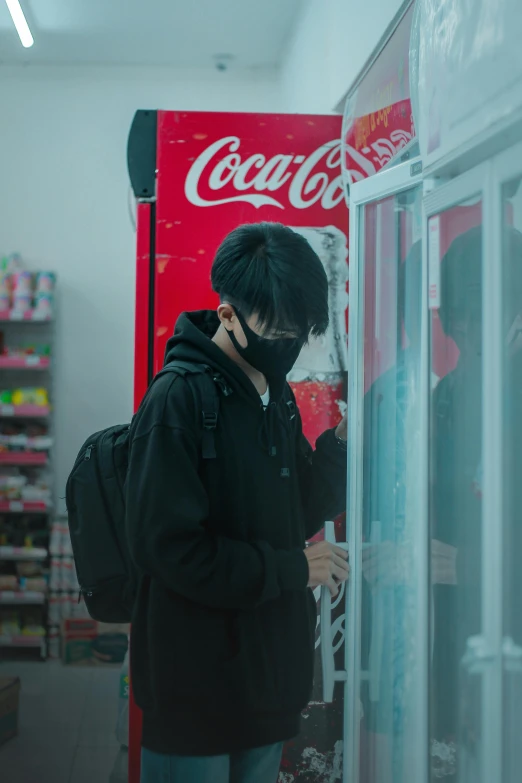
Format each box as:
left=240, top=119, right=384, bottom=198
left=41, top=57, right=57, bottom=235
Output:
left=65, top=361, right=222, bottom=624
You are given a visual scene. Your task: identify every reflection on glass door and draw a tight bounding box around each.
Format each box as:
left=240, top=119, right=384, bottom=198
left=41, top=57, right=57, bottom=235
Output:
left=428, top=203, right=483, bottom=782
left=501, top=178, right=522, bottom=783
left=357, top=184, right=424, bottom=783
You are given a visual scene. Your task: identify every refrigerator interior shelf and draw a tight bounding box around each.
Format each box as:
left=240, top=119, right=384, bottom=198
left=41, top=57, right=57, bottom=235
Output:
left=0, top=546, right=47, bottom=561
left=0, top=591, right=46, bottom=605
left=0, top=357, right=50, bottom=370
left=0, top=404, right=50, bottom=418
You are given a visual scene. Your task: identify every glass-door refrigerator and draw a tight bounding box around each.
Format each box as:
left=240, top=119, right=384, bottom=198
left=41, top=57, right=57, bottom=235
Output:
left=127, top=108, right=350, bottom=783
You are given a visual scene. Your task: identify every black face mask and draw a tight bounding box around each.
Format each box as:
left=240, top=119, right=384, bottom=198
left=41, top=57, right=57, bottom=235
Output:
left=226, top=309, right=305, bottom=378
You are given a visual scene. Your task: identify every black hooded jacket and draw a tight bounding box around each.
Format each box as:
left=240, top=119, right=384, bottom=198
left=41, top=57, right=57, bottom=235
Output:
left=125, top=311, right=347, bottom=756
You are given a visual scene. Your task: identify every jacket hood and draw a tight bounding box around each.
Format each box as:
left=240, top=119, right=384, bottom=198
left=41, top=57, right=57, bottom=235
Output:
left=164, top=310, right=279, bottom=405
left=164, top=311, right=293, bottom=460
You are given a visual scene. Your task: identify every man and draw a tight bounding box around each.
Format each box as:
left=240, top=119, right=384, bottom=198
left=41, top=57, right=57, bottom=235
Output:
left=126, top=222, right=349, bottom=783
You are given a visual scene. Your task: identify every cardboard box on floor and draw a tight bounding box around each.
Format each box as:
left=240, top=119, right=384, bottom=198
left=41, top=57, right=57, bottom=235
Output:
left=62, top=619, right=129, bottom=666
left=0, top=677, right=20, bottom=747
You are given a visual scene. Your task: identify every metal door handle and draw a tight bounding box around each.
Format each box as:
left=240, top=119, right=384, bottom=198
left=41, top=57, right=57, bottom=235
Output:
left=503, top=636, right=522, bottom=673
left=321, top=520, right=348, bottom=703
left=461, top=634, right=496, bottom=675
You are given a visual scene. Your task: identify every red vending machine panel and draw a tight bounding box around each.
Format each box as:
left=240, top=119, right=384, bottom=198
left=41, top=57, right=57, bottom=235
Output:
left=128, top=110, right=349, bottom=782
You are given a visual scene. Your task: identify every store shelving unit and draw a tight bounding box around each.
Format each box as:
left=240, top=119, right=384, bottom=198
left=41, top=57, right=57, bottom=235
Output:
left=0, top=303, right=54, bottom=660
left=0, top=546, right=47, bottom=561
left=0, top=310, right=53, bottom=323
left=0, top=405, right=50, bottom=418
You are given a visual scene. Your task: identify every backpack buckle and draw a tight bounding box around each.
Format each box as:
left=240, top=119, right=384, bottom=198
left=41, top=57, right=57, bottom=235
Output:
left=212, top=373, right=232, bottom=397
left=202, top=412, right=218, bottom=431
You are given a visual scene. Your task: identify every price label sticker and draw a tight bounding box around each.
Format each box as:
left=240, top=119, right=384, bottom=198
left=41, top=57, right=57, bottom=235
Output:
left=9, top=501, right=23, bottom=513
left=26, top=356, right=41, bottom=367
left=428, top=215, right=441, bottom=310
left=10, top=311, right=24, bottom=322
left=1, top=405, right=15, bottom=417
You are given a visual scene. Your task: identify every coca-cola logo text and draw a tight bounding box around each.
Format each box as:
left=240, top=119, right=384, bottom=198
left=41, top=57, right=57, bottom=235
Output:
left=184, top=136, right=344, bottom=210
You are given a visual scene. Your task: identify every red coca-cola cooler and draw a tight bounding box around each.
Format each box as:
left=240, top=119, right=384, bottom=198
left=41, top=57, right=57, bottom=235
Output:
left=127, top=109, right=350, bottom=783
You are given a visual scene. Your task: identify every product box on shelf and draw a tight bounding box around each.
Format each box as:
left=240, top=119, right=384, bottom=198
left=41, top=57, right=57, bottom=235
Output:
left=62, top=619, right=129, bottom=667
left=0, top=677, right=20, bottom=747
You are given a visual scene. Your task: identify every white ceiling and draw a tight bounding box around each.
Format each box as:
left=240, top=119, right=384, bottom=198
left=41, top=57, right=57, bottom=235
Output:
left=0, top=0, right=304, bottom=68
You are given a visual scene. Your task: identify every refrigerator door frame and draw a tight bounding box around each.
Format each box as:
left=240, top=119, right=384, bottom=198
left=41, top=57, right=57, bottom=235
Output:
left=423, top=162, right=503, bottom=783
left=345, top=158, right=427, bottom=783
left=485, top=139, right=522, bottom=781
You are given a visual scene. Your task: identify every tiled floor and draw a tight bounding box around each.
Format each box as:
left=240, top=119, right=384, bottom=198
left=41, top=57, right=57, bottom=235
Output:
left=0, top=660, right=128, bottom=783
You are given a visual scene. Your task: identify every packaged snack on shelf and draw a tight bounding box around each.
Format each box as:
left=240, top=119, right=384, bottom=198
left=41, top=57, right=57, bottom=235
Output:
left=61, top=557, right=78, bottom=591
left=61, top=527, right=73, bottom=557
left=60, top=593, right=72, bottom=620
left=0, top=254, right=21, bottom=275
left=11, top=388, right=49, bottom=408
left=11, top=271, right=32, bottom=296
left=0, top=275, right=11, bottom=311
left=48, top=625, right=60, bottom=659
left=0, top=612, right=21, bottom=636
left=20, top=470, right=52, bottom=503
left=1, top=343, right=51, bottom=359
left=0, top=260, right=55, bottom=315
left=0, top=469, right=51, bottom=503
left=0, top=575, right=18, bottom=591
left=15, top=561, right=43, bottom=578
left=19, top=577, right=47, bottom=593
left=49, top=522, right=62, bottom=556
left=35, top=273, right=56, bottom=295
left=49, top=520, right=72, bottom=556
left=0, top=470, right=27, bottom=500
left=0, top=422, right=52, bottom=454
left=21, top=614, right=46, bottom=637
left=62, top=619, right=129, bottom=666
left=48, top=593, right=60, bottom=625
left=11, top=272, right=33, bottom=314
left=34, top=294, right=53, bottom=319
left=49, top=558, right=61, bottom=591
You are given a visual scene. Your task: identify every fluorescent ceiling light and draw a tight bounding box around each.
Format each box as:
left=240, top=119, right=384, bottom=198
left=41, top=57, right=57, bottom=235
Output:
left=5, top=0, right=34, bottom=48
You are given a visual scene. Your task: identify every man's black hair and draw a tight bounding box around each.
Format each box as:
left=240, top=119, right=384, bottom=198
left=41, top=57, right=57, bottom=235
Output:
left=439, top=225, right=522, bottom=336
left=438, top=226, right=483, bottom=338
left=211, top=222, right=329, bottom=338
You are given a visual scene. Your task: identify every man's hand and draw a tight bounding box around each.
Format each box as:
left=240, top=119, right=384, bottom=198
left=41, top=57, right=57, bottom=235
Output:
left=335, top=414, right=347, bottom=442
left=305, top=541, right=350, bottom=597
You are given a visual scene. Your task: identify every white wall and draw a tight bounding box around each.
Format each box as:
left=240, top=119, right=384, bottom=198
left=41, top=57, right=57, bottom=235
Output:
left=282, top=0, right=405, bottom=113
left=0, top=65, right=283, bottom=511
left=0, top=1, right=406, bottom=512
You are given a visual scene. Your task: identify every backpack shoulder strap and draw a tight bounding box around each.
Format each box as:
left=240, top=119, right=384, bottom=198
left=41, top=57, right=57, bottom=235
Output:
left=160, top=361, right=221, bottom=460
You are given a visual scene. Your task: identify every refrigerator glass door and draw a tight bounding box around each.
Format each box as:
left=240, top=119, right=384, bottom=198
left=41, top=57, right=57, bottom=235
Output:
left=346, top=160, right=427, bottom=783
left=424, top=164, right=500, bottom=783
left=494, top=142, right=522, bottom=783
